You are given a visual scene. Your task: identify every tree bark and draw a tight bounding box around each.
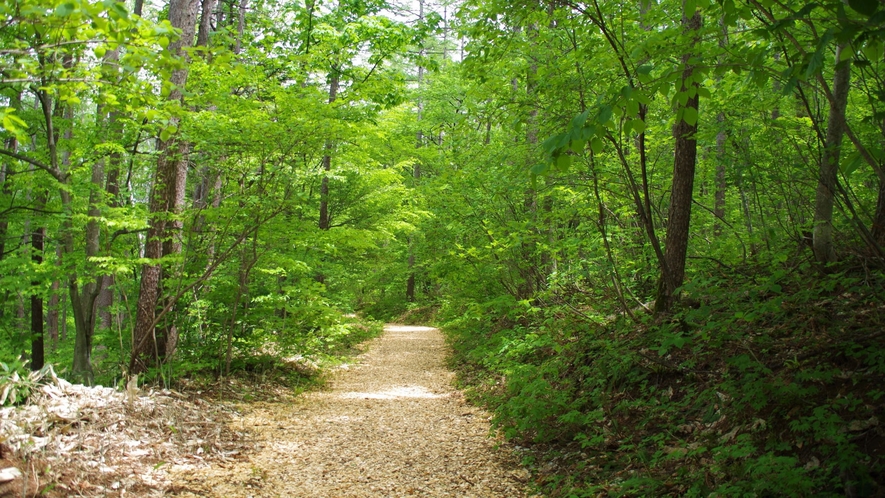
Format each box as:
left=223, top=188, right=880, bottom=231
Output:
left=406, top=0, right=425, bottom=303
left=30, top=225, right=44, bottom=371
left=656, top=5, right=701, bottom=313
left=714, top=114, right=726, bottom=236
left=872, top=179, right=885, bottom=246
left=812, top=44, right=851, bottom=264
left=196, top=0, right=217, bottom=48
left=71, top=141, right=107, bottom=382
left=318, top=69, right=340, bottom=232
left=0, top=95, right=18, bottom=320
left=131, top=0, right=201, bottom=374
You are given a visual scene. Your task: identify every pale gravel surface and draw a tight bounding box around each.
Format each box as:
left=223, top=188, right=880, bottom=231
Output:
left=170, top=325, right=532, bottom=497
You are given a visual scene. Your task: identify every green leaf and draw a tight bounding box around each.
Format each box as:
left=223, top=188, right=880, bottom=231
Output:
left=555, top=154, right=572, bottom=172
left=792, top=2, right=819, bottom=18
left=626, top=98, right=640, bottom=117
left=682, top=107, right=698, bottom=126
left=597, top=105, right=613, bottom=125
left=590, top=137, right=603, bottom=154
left=571, top=109, right=591, bottom=129
left=569, top=139, right=586, bottom=154
left=862, top=40, right=883, bottom=61
left=542, top=133, right=563, bottom=153
left=723, top=0, right=735, bottom=15
left=110, top=2, right=129, bottom=18
left=1, top=111, right=28, bottom=133
left=55, top=2, right=76, bottom=16
left=847, top=0, right=878, bottom=16
left=676, top=91, right=689, bottom=106
left=806, top=29, right=834, bottom=80
left=531, top=163, right=550, bottom=176
left=159, top=125, right=178, bottom=142
left=840, top=151, right=863, bottom=177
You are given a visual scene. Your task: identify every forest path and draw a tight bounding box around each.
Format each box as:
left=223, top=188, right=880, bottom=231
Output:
left=171, top=325, right=531, bottom=497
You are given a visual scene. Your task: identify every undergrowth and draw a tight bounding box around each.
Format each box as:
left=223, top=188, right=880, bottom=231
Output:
left=165, top=315, right=384, bottom=391
left=444, top=259, right=885, bottom=497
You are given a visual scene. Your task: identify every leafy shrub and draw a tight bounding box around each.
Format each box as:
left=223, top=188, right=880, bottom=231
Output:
left=445, top=262, right=885, bottom=497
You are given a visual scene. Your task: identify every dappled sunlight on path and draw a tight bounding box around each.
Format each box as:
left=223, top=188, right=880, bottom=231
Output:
left=170, top=324, right=531, bottom=497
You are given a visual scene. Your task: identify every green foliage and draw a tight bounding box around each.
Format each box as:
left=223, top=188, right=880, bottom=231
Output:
left=2, top=0, right=885, bottom=494
left=446, top=264, right=885, bottom=496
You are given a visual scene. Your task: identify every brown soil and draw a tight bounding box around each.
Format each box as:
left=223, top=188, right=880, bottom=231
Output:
left=169, top=325, right=532, bottom=497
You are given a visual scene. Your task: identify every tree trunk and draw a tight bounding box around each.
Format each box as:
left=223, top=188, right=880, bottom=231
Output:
left=71, top=144, right=106, bottom=382
left=90, top=51, right=123, bottom=360
left=812, top=44, right=851, bottom=264
left=0, top=99, right=18, bottom=320
left=196, top=0, right=217, bottom=48
left=318, top=69, right=340, bottom=231
left=47, top=269, right=60, bottom=348
left=406, top=0, right=424, bottom=303
left=224, top=217, right=259, bottom=376
left=131, top=0, right=201, bottom=374
left=656, top=5, right=701, bottom=313
left=30, top=225, right=44, bottom=371
left=714, top=111, right=726, bottom=235
left=872, top=179, right=885, bottom=246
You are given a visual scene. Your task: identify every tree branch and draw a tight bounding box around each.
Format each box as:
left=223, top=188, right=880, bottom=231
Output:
left=0, top=148, right=65, bottom=182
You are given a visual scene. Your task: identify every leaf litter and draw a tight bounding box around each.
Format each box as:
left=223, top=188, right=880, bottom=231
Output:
left=0, top=367, right=247, bottom=496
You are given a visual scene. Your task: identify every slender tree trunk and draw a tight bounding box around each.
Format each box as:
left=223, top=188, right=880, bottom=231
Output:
left=90, top=50, right=124, bottom=357
left=872, top=179, right=885, bottom=246
left=30, top=225, right=45, bottom=371
left=813, top=44, right=851, bottom=264
left=196, top=0, right=217, bottom=48
left=0, top=101, right=18, bottom=320
left=406, top=0, right=425, bottom=303
left=714, top=115, right=726, bottom=236
left=224, top=216, right=259, bottom=376
left=235, top=0, right=246, bottom=53
left=71, top=144, right=106, bottom=381
left=47, top=272, right=60, bottom=348
left=318, top=69, right=340, bottom=232
left=656, top=4, right=701, bottom=312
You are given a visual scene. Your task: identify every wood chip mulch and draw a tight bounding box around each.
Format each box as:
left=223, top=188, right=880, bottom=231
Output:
left=170, top=325, right=534, bottom=497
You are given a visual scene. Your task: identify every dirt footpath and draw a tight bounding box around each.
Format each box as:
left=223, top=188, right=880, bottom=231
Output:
left=170, top=325, right=531, bottom=497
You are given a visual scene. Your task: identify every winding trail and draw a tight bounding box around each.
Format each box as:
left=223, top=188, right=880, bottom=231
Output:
left=172, top=325, right=531, bottom=497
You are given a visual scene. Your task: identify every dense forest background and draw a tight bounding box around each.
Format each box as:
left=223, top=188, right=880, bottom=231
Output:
left=1, top=0, right=884, bottom=494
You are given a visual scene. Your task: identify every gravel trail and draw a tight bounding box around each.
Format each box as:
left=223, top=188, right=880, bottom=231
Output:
left=171, top=325, right=531, bottom=497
